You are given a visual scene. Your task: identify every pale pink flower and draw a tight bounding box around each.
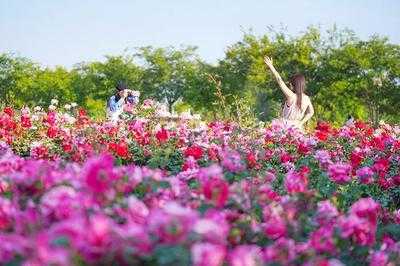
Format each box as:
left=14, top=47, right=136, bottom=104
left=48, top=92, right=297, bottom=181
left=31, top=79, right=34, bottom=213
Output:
left=229, top=245, right=263, bottom=266
left=191, top=242, right=226, bottom=266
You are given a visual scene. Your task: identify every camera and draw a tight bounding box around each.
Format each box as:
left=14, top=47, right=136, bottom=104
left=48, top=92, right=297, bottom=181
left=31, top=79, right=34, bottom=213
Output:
left=126, top=91, right=139, bottom=104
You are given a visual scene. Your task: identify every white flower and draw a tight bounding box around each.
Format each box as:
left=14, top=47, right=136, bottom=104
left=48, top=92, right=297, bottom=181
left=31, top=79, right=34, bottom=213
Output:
left=64, top=104, right=71, bottom=110
left=48, top=105, right=57, bottom=111
left=31, top=115, right=39, bottom=121
left=30, top=141, right=42, bottom=148
left=34, top=106, right=42, bottom=112
left=71, top=102, right=78, bottom=108
left=63, top=113, right=76, bottom=124
left=180, top=112, right=192, bottom=120
left=21, top=107, right=31, bottom=115
left=51, top=99, right=59, bottom=105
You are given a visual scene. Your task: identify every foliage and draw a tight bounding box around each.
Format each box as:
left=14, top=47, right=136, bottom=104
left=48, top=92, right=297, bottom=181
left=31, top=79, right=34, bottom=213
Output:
left=1, top=26, right=400, bottom=124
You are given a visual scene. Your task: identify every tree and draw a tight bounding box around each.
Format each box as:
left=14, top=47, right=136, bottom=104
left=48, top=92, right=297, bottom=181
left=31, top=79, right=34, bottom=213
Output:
left=0, top=53, right=38, bottom=106
left=136, top=46, right=200, bottom=111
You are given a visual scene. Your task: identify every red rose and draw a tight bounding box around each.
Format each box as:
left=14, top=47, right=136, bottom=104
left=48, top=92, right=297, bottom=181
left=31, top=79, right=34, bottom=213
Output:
left=203, top=178, right=229, bottom=208
left=3, top=107, right=14, bottom=117
left=155, top=128, right=169, bottom=144
left=207, top=147, right=219, bottom=161
left=116, top=142, right=129, bottom=158
left=47, top=127, right=58, bottom=138
left=297, top=142, right=310, bottom=154
left=21, top=115, right=32, bottom=128
left=350, top=151, right=364, bottom=168
left=247, top=152, right=260, bottom=169
left=280, top=153, right=292, bottom=163
left=62, top=143, right=73, bottom=153
left=184, top=145, right=203, bottom=160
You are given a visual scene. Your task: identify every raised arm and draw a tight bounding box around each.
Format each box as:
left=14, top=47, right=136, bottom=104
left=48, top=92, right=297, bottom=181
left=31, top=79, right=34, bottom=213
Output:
left=264, top=56, right=295, bottom=101
left=300, top=100, right=314, bottom=126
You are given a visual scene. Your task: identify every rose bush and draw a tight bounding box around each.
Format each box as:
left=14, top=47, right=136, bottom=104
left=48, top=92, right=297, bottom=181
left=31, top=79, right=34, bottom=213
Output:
left=0, top=104, right=399, bottom=265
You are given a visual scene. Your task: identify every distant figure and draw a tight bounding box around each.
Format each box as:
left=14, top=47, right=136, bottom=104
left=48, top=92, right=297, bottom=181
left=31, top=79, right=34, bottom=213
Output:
left=264, top=56, right=314, bottom=131
left=107, top=81, right=141, bottom=121
left=346, top=115, right=355, bottom=126
left=106, top=81, right=129, bottom=122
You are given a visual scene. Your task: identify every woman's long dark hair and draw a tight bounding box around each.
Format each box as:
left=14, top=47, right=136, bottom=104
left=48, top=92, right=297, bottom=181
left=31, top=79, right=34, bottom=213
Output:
left=290, top=74, right=306, bottom=109
left=114, top=81, right=128, bottom=102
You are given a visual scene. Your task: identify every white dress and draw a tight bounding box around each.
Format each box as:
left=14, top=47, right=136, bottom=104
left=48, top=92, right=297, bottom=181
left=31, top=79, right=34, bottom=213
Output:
left=281, top=95, right=311, bottom=130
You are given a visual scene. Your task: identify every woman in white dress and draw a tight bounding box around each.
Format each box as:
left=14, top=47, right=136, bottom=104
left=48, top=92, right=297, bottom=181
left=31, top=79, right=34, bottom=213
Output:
left=264, top=56, right=314, bottom=131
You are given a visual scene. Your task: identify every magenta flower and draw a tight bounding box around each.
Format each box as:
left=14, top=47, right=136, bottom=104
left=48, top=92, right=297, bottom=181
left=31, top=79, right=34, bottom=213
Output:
left=284, top=170, right=308, bottom=194
left=40, top=185, right=79, bottom=220
left=356, top=166, right=375, bottom=184
left=220, top=149, right=245, bottom=173
left=314, top=149, right=332, bottom=167
left=327, top=163, right=352, bottom=184
left=264, top=238, right=297, bottom=264
left=394, top=209, right=400, bottom=224
left=147, top=202, right=198, bottom=244
left=0, top=198, right=15, bottom=230
left=339, top=214, right=377, bottom=246
left=350, top=197, right=380, bottom=225
left=369, top=251, right=388, bottom=266
left=263, top=214, right=287, bottom=239
left=0, top=234, right=29, bottom=263
left=315, top=200, right=339, bottom=226
left=339, top=198, right=380, bottom=247
left=310, top=226, right=336, bottom=253
left=125, top=195, right=149, bottom=224
left=82, top=153, right=117, bottom=194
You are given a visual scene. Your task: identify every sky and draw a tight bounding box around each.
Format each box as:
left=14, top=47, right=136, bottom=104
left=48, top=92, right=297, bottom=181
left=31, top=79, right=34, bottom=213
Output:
left=1, top=0, right=399, bottom=68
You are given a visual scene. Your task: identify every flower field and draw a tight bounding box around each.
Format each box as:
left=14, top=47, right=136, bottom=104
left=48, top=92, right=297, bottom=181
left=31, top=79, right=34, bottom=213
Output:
left=0, top=103, right=399, bottom=266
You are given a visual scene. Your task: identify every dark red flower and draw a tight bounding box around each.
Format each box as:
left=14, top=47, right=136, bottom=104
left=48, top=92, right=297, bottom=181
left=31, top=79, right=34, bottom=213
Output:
left=108, top=141, right=129, bottom=158
left=297, top=142, right=310, bottom=155
left=350, top=151, right=364, bottom=168
left=3, top=107, right=14, bottom=117
left=393, top=175, right=400, bottom=186
left=373, top=158, right=390, bottom=173
left=246, top=152, right=259, bottom=169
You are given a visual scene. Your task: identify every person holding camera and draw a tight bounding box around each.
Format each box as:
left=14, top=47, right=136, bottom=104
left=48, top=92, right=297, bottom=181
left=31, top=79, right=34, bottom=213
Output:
left=106, top=81, right=140, bottom=122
